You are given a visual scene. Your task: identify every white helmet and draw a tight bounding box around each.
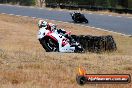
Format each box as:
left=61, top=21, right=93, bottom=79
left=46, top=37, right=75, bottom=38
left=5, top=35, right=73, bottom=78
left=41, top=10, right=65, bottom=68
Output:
left=38, top=20, right=48, bottom=28
left=48, top=23, right=57, bottom=32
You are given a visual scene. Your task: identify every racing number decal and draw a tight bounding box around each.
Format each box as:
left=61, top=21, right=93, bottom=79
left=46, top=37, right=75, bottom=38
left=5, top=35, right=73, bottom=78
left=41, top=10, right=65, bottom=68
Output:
left=62, top=38, right=68, bottom=46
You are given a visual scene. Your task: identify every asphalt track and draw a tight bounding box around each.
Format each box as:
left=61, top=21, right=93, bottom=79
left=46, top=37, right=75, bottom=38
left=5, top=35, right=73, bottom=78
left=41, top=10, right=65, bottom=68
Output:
left=0, top=4, right=132, bottom=35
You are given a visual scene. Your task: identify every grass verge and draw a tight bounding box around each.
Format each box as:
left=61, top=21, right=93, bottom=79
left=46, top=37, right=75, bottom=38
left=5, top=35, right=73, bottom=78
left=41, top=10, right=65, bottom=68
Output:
left=0, top=14, right=132, bottom=88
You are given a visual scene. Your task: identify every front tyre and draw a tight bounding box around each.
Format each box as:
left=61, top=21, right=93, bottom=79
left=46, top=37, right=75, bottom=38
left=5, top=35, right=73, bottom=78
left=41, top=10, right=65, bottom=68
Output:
left=39, top=37, right=59, bottom=52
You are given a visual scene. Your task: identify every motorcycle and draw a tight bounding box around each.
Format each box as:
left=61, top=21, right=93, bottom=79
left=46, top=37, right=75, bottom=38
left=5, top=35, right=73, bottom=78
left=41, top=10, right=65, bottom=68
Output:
left=70, top=12, right=88, bottom=23
left=38, top=28, right=84, bottom=53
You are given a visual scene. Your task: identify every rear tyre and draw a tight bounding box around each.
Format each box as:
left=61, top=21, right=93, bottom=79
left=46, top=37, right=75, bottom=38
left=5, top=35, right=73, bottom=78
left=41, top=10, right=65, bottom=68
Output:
left=84, top=19, right=88, bottom=23
left=74, top=46, right=84, bottom=53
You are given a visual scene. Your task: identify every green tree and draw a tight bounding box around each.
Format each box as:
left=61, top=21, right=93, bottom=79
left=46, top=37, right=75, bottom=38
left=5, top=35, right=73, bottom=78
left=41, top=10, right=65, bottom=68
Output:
left=19, top=0, right=35, bottom=6
left=128, top=0, right=132, bottom=8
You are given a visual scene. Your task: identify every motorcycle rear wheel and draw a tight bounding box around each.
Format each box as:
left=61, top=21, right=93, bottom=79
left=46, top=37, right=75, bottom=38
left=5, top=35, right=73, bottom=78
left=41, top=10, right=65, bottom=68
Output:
left=84, top=19, right=88, bottom=23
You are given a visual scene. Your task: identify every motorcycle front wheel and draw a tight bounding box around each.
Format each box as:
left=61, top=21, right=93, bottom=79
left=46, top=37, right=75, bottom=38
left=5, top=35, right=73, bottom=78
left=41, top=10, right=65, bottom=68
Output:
left=40, top=36, right=59, bottom=52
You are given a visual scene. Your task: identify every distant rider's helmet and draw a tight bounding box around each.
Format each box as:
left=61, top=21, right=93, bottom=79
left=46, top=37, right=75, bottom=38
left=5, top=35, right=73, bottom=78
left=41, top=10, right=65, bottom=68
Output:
left=38, top=20, right=48, bottom=28
left=48, top=23, right=57, bottom=32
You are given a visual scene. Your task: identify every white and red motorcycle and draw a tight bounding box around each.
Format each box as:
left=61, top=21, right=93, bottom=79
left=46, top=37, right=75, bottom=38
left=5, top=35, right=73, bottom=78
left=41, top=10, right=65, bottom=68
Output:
left=38, top=27, right=84, bottom=53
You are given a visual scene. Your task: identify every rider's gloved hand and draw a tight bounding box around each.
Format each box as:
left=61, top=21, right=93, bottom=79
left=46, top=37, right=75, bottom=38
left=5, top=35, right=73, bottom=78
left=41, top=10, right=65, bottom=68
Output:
left=63, top=31, right=71, bottom=39
left=65, top=31, right=71, bottom=36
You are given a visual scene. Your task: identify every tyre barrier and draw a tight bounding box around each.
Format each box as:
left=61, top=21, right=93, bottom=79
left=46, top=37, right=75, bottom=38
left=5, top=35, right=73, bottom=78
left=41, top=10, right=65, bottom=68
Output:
left=71, top=35, right=117, bottom=53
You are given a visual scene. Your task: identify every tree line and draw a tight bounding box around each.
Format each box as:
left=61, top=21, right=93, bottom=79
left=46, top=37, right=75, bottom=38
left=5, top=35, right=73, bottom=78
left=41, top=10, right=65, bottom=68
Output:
left=0, top=0, right=36, bottom=6
left=45, top=0, right=131, bottom=9
left=0, top=0, right=131, bottom=9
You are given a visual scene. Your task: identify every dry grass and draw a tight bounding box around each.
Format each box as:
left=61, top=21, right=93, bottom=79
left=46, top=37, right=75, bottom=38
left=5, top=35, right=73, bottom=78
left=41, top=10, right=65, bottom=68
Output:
left=0, top=14, right=132, bottom=88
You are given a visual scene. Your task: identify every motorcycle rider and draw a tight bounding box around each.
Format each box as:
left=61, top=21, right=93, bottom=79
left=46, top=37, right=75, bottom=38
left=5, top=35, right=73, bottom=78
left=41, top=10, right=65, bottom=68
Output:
left=37, top=20, right=49, bottom=39
left=48, top=23, right=71, bottom=38
left=71, top=12, right=81, bottom=20
left=37, top=20, right=70, bottom=39
left=37, top=20, right=79, bottom=52
left=38, top=20, right=70, bottom=37
left=48, top=22, right=77, bottom=45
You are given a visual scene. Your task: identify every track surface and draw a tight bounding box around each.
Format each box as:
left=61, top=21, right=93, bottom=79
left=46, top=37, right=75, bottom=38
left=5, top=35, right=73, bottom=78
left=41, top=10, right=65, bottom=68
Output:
left=0, top=4, right=132, bottom=35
